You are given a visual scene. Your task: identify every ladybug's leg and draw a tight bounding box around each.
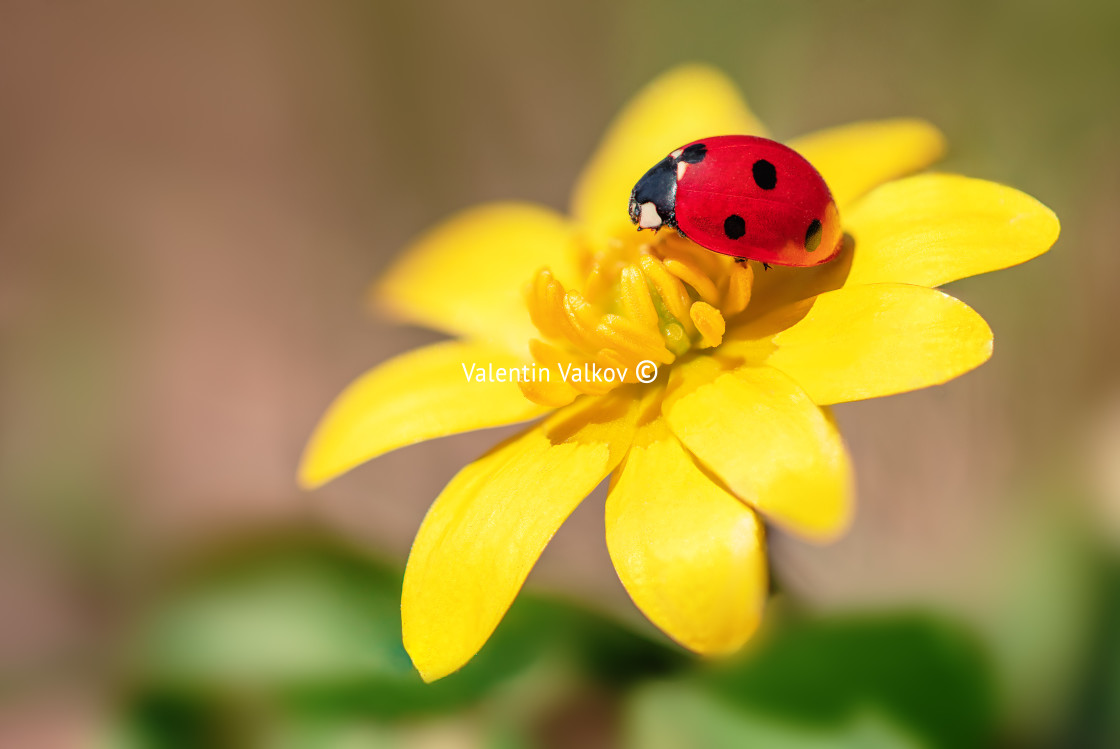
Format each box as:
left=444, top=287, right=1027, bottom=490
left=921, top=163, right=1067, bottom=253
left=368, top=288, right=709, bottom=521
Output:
left=762, top=263, right=771, bottom=271
left=733, top=257, right=747, bottom=264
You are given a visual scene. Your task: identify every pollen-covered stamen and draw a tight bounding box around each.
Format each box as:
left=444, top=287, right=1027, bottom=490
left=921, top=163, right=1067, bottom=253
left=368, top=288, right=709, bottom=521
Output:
left=690, top=302, right=726, bottom=348
left=663, top=256, right=720, bottom=306
left=582, top=249, right=627, bottom=305
left=520, top=232, right=756, bottom=405
left=657, top=233, right=732, bottom=278
left=618, top=266, right=659, bottom=330
left=526, top=269, right=568, bottom=340
left=638, top=255, right=696, bottom=336
left=721, top=262, right=754, bottom=318
left=522, top=270, right=675, bottom=398
left=518, top=339, right=609, bottom=406
left=529, top=339, right=616, bottom=396
left=561, top=294, right=674, bottom=371
left=596, top=314, right=675, bottom=365
left=561, top=291, right=610, bottom=353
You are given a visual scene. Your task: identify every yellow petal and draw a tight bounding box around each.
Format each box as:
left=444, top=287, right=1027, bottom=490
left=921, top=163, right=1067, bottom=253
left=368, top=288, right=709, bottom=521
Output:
left=723, top=284, right=993, bottom=405
left=402, top=392, right=640, bottom=681
left=298, top=341, right=549, bottom=489
left=787, top=119, right=946, bottom=211
left=663, top=361, right=853, bottom=541
left=374, top=203, right=582, bottom=354
left=571, top=64, right=767, bottom=243
left=606, top=417, right=767, bottom=655
left=843, top=174, right=1060, bottom=288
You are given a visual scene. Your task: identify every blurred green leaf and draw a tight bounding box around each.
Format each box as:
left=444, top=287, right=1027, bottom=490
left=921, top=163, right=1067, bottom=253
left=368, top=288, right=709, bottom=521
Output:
left=1062, top=555, right=1120, bottom=748
left=127, top=537, right=544, bottom=717
left=627, top=680, right=925, bottom=749
left=105, top=692, right=228, bottom=749
left=131, top=540, right=411, bottom=689
left=627, top=613, right=994, bottom=749
left=119, top=534, right=684, bottom=747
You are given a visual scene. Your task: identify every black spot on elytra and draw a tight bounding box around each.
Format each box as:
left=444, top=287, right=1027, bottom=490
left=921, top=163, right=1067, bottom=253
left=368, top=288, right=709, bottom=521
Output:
left=724, top=214, right=746, bottom=240
left=680, top=143, right=707, bottom=163
left=752, top=159, right=777, bottom=190
left=805, top=219, right=822, bottom=252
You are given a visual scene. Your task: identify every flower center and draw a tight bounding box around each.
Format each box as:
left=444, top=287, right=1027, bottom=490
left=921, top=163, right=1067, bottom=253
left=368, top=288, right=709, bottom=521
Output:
left=519, top=231, right=756, bottom=406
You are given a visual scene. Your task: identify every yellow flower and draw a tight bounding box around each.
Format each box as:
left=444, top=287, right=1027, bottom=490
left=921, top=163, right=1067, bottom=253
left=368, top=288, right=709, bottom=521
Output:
left=298, top=65, right=1059, bottom=682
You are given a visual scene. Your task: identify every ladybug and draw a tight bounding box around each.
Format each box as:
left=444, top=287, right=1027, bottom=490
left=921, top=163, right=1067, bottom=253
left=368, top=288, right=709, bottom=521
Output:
left=628, top=135, right=841, bottom=267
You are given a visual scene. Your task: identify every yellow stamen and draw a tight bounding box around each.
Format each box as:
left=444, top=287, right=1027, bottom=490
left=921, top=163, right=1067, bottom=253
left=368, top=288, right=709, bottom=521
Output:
left=690, top=301, right=727, bottom=348
left=525, top=270, right=568, bottom=340
left=639, top=255, right=696, bottom=335
left=721, top=262, right=754, bottom=318
left=559, top=291, right=608, bottom=352
left=598, top=349, right=641, bottom=383
left=663, top=256, right=720, bottom=306
left=583, top=258, right=618, bottom=304
left=596, top=315, right=676, bottom=365
left=518, top=377, right=581, bottom=407
left=522, top=339, right=613, bottom=399
left=618, top=265, right=660, bottom=330
left=519, top=231, right=756, bottom=405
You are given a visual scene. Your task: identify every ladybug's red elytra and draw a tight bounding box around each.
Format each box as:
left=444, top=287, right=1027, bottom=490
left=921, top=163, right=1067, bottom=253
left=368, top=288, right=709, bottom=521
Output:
left=628, top=135, right=842, bottom=267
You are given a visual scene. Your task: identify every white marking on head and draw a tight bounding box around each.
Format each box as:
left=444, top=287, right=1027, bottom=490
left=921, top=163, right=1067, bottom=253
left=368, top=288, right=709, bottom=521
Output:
left=677, top=161, right=688, bottom=180
left=670, top=148, right=683, bottom=159
left=638, top=201, right=662, bottom=229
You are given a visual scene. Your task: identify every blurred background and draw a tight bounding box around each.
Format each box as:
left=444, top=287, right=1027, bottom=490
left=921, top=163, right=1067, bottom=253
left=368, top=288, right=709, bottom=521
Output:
left=1, top=1, right=1118, bottom=746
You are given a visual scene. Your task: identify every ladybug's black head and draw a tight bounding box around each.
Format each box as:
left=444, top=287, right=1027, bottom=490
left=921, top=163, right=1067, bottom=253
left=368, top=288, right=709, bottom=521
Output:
left=629, top=143, right=706, bottom=232
left=629, top=154, right=678, bottom=231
